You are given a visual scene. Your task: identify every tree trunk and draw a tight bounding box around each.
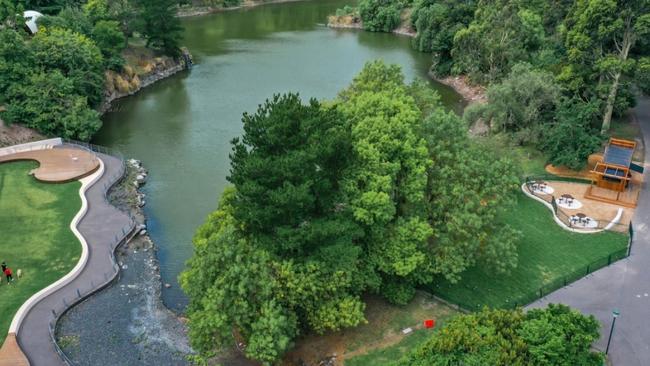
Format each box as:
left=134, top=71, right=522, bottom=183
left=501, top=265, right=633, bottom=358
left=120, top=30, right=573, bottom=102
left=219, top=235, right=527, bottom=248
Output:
left=601, top=20, right=634, bottom=135
left=601, top=72, right=621, bottom=134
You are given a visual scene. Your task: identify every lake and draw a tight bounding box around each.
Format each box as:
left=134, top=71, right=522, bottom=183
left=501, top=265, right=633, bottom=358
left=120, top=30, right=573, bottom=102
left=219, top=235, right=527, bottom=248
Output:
left=93, top=0, right=463, bottom=311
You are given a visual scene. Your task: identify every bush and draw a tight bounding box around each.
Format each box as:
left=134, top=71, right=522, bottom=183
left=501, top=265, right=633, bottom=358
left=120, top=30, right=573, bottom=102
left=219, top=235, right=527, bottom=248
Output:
left=359, top=0, right=402, bottom=32
left=398, top=305, right=603, bottom=366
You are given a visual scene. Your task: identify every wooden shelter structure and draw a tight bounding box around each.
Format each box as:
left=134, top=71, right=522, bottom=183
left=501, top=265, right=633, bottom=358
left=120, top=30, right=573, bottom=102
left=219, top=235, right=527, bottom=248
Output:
left=586, top=138, right=638, bottom=207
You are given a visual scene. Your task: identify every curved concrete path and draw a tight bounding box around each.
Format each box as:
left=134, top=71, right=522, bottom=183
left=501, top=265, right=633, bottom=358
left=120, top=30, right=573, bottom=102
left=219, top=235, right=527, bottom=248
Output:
left=12, top=150, right=135, bottom=365
left=528, top=96, right=650, bottom=366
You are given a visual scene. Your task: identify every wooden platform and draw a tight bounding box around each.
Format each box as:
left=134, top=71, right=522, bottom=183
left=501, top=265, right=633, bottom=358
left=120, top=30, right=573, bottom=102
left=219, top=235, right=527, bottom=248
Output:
left=0, top=333, right=29, bottom=366
left=585, top=185, right=639, bottom=208
left=0, top=148, right=99, bottom=183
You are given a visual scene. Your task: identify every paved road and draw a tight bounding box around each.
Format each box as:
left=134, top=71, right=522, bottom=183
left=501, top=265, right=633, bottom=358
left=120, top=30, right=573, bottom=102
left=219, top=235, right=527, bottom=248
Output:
left=17, top=151, right=135, bottom=366
left=528, top=96, right=650, bottom=366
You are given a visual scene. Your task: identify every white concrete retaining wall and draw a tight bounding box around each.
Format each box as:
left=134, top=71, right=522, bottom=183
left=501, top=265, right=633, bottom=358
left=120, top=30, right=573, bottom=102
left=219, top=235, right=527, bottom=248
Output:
left=0, top=138, right=62, bottom=157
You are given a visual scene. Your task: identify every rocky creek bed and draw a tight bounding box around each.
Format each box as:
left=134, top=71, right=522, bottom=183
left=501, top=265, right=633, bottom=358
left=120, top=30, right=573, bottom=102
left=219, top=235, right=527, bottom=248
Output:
left=56, top=160, right=192, bottom=365
left=56, top=159, right=256, bottom=366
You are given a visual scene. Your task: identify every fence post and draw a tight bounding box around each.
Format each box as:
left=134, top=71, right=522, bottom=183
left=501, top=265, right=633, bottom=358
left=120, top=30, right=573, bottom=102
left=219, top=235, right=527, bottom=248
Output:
left=628, top=222, right=634, bottom=256
left=76, top=288, right=81, bottom=298
left=608, top=255, right=612, bottom=265
left=539, top=288, right=543, bottom=298
left=586, top=264, right=590, bottom=275
left=551, top=196, right=558, bottom=214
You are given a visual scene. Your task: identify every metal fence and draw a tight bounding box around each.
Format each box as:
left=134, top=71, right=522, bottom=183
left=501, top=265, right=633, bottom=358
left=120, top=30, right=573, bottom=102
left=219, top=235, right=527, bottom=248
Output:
left=430, top=242, right=631, bottom=312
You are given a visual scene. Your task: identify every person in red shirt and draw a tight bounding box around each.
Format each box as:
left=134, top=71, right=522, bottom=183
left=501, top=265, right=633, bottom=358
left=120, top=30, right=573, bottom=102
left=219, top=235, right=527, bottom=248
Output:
left=4, top=268, right=12, bottom=284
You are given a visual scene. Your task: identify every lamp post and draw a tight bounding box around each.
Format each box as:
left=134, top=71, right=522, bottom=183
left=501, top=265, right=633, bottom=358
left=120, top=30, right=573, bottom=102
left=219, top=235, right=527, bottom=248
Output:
left=606, top=309, right=620, bottom=355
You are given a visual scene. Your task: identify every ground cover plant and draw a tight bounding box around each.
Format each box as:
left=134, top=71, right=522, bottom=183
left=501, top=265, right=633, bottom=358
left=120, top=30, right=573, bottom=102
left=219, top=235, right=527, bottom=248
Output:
left=0, top=161, right=81, bottom=343
left=397, top=304, right=604, bottom=366
left=431, top=192, right=629, bottom=310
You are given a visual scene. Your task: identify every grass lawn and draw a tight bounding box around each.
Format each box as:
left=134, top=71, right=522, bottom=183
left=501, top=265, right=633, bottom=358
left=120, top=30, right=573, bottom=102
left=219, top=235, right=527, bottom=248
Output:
left=430, top=192, right=629, bottom=310
left=284, top=293, right=458, bottom=365
left=0, top=161, right=81, bottom=343
left=344, top=326, right=432, bottom=366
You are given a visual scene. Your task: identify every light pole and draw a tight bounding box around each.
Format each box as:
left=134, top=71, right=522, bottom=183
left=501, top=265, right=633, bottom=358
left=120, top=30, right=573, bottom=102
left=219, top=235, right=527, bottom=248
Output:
left=606, top=309, right=620, bottom=355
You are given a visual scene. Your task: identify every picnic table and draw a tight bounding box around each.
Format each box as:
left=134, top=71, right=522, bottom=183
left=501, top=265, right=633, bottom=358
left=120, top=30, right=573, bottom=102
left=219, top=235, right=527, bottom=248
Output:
left=559, top=194, right=574, bottom=203
left=571, top=212, right=590, bottom=226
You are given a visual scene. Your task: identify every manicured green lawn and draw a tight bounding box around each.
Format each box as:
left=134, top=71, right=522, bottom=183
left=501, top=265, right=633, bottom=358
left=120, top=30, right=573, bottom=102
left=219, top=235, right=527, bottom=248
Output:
left=0, top=161, right=81, bottom=343
left=430, top=192, right=629, bottom=310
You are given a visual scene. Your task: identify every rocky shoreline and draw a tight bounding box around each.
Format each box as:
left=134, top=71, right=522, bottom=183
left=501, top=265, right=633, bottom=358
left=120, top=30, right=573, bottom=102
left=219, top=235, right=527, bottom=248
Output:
left=100, top=48, right=193, bottom=114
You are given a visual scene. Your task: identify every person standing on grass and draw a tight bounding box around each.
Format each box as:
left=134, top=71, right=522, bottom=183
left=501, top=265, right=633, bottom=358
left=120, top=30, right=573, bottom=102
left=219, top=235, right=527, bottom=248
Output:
left=4, top=267, right=12, bottom=284
left=1, top=261, right=6, bottom=272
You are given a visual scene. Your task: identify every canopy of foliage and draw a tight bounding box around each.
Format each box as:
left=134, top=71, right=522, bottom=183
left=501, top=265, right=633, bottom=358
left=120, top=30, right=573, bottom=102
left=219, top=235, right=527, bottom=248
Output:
left=0, top=0, right=184, bottom=140
left=398, top=304, right=604, bottom=366
left=180, top=61, right=520, bottom=364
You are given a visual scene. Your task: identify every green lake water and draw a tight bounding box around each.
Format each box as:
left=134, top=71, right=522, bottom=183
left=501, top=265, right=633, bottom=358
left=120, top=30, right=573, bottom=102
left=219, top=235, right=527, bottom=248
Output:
left=93, top=0, right=463, bottom=311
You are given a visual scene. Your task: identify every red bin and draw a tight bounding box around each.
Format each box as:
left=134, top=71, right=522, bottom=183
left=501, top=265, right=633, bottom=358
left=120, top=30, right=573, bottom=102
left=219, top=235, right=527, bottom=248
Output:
left=424, top=319, right=435, bottom=328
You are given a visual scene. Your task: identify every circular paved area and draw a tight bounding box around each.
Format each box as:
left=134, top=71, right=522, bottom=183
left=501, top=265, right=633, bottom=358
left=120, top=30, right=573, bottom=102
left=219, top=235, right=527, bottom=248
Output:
left=0, top=148, right=99, bottom=182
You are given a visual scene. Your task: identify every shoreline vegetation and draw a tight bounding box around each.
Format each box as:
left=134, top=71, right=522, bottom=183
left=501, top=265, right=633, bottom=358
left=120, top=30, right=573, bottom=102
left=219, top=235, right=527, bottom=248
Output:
left=327, top=11, right=486, bottom=104
left=177, top=0, right=309, bottom=17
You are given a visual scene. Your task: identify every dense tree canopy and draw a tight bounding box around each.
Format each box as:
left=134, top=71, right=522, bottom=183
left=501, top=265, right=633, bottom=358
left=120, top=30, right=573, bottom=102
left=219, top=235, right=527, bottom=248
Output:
left=0, top=0, right=185, bottom=140
left=398, top=304, right=603, bottom=366
left=359, top=0, right=403, bottom=32
left=181, top=62, right=520, bottom=363
left=464, top=63, right=561, bottom=144
left=410, top=0, right=476, bottom=74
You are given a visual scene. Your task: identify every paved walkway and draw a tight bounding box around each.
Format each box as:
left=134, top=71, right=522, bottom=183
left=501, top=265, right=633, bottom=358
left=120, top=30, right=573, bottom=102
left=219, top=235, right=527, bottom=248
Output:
left=14, top=150, right=135, bottom=366
left=528, top=96, right=650, bottom=366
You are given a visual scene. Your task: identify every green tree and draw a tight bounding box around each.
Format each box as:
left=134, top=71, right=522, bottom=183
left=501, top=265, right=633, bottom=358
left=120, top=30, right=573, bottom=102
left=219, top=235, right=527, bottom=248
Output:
left=410, top=0, right=476, bottom=75
left=2, top=70, right=101, bottom=140
left=0, top=29, right=33, bottom=101
left=562, top=0, right=650, bottom=133
left=31, top=26, right=104, bottom=106
left=338, top=61, right=433, bottom=303
left=137, top=0, right=183, bottom=55
left=422, top=109, right=520, bottom=282
left=540, top=99, right=603, bottom=170
left=92, top=20, right=126, bottom=69
left=464, top=63, right=561, bottom=143
left=451, top=0, right=548, bottom=83
left=398, top=305, right=603, bottom=366
left=359, top=0, right=402, bottom=32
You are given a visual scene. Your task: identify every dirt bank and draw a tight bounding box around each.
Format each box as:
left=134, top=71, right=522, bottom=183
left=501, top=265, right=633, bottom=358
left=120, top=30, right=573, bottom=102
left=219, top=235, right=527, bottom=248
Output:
left=433, top=75, right=487, bottom=105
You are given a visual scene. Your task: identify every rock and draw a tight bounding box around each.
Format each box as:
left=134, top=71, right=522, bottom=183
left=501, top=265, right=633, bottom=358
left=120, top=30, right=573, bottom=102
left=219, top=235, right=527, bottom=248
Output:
left=139, top=229, right=147, bottom=236
left=122, top=264, right=128, bottom=270
left=138, top=224, right=146, bottom=230
left=164, top=283, right=171, bottom=288
left=136, top=174, right=146, bottom=184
